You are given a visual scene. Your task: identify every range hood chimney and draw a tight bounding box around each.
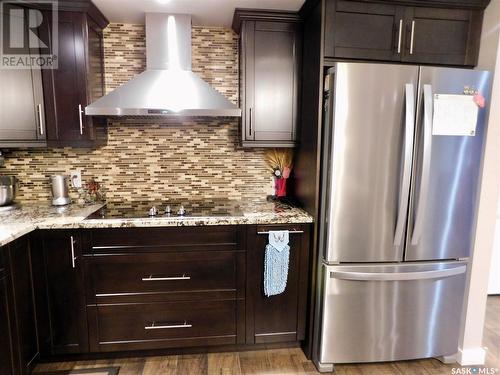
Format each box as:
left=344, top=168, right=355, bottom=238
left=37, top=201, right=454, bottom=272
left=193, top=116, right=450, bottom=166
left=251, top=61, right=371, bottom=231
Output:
left=85, top=14, right=241, bottom=117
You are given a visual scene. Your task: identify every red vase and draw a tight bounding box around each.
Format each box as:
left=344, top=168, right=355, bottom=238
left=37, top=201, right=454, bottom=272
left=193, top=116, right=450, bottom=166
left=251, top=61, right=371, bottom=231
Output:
left=274, top=177, right=287, bottom=197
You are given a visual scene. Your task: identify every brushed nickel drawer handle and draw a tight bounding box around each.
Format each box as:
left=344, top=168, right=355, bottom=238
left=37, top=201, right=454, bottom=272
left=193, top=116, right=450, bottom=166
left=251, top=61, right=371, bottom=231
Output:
left=78, top=104, right=84, bottom=135
left=142, top=274, right=191, bottom=282
left=70, top=236, right=77, bottom=269
left=145, top=321, right=192, bottom=330
left=37, top=104, right=44, bottom=135
left=397, top=19, right=403, bottom=54
left=410, top=20, right=415, bottom=55
left=257, top=230, right=304, bottom=235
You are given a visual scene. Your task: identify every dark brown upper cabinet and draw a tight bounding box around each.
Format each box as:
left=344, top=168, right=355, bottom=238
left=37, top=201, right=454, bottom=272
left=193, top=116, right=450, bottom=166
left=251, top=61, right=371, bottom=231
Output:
left=0, top=6, right=47, bottom=148
left=324, top=1, right=405, bottom=61
left=324, top=0, right=485, bottom=67
left=401, top=7, right=483, bottom=66
left=233, top=10, right=302, bottom=147
left=42, top=3, right=108, bottom=148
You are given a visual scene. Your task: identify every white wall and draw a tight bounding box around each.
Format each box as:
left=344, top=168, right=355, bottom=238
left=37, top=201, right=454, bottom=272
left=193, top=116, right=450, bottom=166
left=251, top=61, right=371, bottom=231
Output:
left=484, top=0, right=500, bottom=297
left=487, top=202, right=500, bottom=294
left=458, top=0, right=500, bottom=365
left=477, top=0, right=500, bottom=71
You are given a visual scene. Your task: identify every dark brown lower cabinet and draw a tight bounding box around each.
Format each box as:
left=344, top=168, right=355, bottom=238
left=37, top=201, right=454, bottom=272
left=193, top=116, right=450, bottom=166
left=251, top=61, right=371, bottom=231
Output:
left=1, top=223, right=311, bottom=370
left=83, top=225, right=247, bottom=352
left=1, top=236, right=39, bottom=375
left=83, top=224, right=310, bottom=351
left=0, top=267, right=16, bottom=375
left=39, top=230, right=89, bottom=355
left=246, top=224, right=310, bottom=344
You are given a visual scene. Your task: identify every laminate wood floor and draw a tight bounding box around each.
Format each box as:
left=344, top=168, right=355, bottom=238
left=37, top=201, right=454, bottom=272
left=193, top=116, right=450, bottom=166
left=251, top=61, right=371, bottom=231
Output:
left=34, top=296, right=500, bottom=375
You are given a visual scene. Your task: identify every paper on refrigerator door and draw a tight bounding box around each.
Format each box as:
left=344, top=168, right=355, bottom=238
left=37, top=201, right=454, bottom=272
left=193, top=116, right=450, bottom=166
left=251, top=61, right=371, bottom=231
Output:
left=432, top=94, right=479, bottom=136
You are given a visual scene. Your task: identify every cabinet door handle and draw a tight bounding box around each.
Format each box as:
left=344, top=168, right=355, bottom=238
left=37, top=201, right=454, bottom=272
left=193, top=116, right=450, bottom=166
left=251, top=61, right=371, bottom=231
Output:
left=409, top=20, right=415, bottom=55
left=145, top=321, right=192, bottom=330
left=142, top=274, right=191, bottom=281
left=249, top=107, right=253, bottom=137
left=78, top=104, right=84, bottom=135
left=70, top=236, right=77, bottom=269
left=257, top=230, right=304, bottom=235
left=397, top=19, right=403, bottom=54
left=37, top=104, right=44, bottom=135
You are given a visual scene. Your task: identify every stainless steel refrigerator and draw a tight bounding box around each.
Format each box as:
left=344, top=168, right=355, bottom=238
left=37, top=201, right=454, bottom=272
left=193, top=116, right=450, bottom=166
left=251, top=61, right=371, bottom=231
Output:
left=314, top=62, right=492, bottom=371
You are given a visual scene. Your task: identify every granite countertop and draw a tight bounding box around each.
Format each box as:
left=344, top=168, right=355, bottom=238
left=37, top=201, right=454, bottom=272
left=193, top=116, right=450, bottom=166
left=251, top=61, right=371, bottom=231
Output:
left=0, top=199, right=313, bottom=247
left=0, top=203, right=105, bottom=247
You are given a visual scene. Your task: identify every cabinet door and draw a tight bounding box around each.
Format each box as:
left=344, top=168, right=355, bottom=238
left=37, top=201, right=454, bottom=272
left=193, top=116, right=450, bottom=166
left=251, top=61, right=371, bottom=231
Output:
left=81, top=17, right=106, bottom=142
left=86, top=18, right=105, bottom=111
left=246, top=225, right=310, bottom=344
left=324, top=0, right=405, bottom=61
left=0, top=68, right=39, bottom=142
left=43, top=12, right=90, bottom=144
left=8, top=237, right=38, bottom=374
left=243, top=21, right=300, bottom=146
left=402, top=7, right=482, bottom=66
left=0, top=272, right=16, bottom=375
left=0, top=8, right=45, bottom=145
left=42, top=230, right=88, bottom=354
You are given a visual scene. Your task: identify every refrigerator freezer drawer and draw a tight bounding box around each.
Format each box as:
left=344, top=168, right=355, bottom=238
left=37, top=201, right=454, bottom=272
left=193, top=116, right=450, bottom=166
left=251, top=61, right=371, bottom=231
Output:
left=319, top=261, right=467, bottom=364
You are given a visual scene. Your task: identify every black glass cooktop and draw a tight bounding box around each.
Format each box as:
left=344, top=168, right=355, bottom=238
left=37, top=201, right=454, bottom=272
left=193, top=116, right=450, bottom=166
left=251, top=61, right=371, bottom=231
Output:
left=87, top=200, right=243, bottom=219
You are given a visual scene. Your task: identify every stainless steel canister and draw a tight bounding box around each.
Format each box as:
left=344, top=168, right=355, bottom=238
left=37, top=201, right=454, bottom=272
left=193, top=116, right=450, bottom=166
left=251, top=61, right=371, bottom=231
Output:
left=50, top=175, right=71, bottom=206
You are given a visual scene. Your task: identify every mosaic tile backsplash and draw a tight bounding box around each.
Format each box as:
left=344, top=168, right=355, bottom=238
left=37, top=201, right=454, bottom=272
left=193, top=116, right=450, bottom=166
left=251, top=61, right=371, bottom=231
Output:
left=1, top=24, right=272, bottom=204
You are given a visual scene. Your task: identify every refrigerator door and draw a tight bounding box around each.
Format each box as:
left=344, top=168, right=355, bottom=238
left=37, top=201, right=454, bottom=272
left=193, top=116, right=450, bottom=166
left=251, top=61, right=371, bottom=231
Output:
left=324, top=63, right=419, bottom=263
left=405, top=67, right=493, bottom=261
left=319, top=261, right=467, bottom=364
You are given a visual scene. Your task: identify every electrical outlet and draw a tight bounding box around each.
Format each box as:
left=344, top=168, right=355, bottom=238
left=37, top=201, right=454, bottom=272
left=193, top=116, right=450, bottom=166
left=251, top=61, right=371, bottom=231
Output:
left=268, top=176, right=275, bottom=196
left=70, top=170, right=82, bottom=188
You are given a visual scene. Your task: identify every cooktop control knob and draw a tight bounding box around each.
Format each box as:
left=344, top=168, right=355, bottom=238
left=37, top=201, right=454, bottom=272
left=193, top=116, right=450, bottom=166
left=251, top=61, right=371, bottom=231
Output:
left=177, top=205, right=186, bottom=216
left=148, top=206, right=158, bottom=216
left=165, top=205, right=171, bottom=215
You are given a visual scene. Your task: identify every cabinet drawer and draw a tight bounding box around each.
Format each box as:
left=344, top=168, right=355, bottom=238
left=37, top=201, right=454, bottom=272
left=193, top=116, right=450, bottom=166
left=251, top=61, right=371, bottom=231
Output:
left=88, top=251, right=237, bottom=301
left=93, top=300, right=236, bottom=351
left=87, top=226, right=242, bottom=254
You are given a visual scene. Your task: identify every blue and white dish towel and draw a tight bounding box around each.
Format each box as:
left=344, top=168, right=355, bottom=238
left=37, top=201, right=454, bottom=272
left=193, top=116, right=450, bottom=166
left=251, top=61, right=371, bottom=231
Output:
left=264, top=230, right=290, bottom=297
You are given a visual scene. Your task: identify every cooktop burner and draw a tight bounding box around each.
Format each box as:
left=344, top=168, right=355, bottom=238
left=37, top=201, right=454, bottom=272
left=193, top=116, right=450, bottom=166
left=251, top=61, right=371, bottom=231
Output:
left=87, top=200, right=243, bottom=219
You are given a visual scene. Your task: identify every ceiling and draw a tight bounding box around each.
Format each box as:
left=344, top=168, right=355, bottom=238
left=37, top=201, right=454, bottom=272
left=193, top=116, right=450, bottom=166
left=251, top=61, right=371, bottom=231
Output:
left=92, top=0, right=306, bottom=27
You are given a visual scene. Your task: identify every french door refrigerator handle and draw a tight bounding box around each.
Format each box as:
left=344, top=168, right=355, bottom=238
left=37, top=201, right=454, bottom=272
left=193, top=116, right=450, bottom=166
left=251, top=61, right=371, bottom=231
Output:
left=411, top=84, right=433, bottom=245
left=330, top=265, right=466, bottom=281
left=393, top=84, right=415, bottom=247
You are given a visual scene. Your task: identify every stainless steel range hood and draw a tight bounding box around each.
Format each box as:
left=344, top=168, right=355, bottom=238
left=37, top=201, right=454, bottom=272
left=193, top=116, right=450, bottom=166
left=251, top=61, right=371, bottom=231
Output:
left=85, top=14, right=241, bottom=117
